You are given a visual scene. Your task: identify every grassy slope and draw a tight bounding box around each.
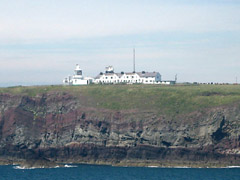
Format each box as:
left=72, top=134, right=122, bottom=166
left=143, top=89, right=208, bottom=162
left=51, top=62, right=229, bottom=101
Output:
left=1, top=84, right=240, bottom=115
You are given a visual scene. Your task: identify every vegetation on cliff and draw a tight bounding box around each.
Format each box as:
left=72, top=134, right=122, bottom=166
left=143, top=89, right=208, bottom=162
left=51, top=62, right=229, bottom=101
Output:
left=1, top=84, right=240, bottom=115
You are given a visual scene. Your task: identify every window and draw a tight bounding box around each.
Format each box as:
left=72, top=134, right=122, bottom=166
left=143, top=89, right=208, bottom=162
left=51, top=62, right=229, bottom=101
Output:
left=106, top=77, right=108, bottom=79
left=132, top=76, right=134, bottom=78
left=77, top=70, right=82, bottom=75
left=127, top=76, right=129, bottom=78
left=111, top=77, right=113, bottom=79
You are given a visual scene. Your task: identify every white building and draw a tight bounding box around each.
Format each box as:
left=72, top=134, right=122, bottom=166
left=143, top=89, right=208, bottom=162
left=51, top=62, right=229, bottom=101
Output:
left=63, top=64, right=92, bottom=85
left=63, top=65, right=175, bottom=86
left=94, top=66, right=162, bottom=84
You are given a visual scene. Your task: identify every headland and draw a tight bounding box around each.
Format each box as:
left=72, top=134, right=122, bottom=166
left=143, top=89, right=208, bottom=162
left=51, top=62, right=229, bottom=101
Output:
left=1, top=84, right=240, bottom=168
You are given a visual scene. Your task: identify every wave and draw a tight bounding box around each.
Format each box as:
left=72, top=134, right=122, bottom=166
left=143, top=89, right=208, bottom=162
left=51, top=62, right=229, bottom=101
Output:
left=147, top=166, right=191, bottom=168
left=13, top=164, right=77, bottom=170
left=64, top=164, right=78, bottom=168
left=147, top=166, right=159, bottom=168
left=162, top=166, right=190, bottom=168
left=14, top=166, right=39, bottom=170
left=224, top=166, right=240, bottom=168
left=13, top=165, right=61, bottom=169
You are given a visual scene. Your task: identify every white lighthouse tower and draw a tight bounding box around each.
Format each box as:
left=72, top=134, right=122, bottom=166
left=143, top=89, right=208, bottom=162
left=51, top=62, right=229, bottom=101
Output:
left=73, top=64, right=83, bottom=79
left=63, top=64, right=92, bottom=85
left=72, top=64, right=89, bottom=85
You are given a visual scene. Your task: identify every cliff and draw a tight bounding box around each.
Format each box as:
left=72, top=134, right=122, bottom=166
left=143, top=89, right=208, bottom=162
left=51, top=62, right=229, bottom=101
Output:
left=1, top=85, right=240, bottom=167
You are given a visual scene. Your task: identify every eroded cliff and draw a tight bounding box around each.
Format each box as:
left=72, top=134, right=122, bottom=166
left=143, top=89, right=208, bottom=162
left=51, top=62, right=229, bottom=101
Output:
left=1, top=85, right=240, bottom=167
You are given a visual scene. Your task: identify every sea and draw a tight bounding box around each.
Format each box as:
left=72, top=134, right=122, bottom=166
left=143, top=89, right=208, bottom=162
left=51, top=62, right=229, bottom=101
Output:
left=1, top=164, right=240, bottom=180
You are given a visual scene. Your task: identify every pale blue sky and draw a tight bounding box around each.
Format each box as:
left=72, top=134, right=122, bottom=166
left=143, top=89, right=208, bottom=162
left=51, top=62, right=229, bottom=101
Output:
left=0, top=0, right=240, bottom=86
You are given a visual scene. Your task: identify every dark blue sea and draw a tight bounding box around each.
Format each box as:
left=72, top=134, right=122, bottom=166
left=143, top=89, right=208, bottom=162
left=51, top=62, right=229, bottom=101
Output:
left=1, top=164, right=240, bottom=180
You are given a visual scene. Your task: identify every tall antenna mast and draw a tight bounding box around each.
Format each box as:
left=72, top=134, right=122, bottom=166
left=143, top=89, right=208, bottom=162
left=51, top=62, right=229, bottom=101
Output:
left=133, top=48, right=135, bottom=73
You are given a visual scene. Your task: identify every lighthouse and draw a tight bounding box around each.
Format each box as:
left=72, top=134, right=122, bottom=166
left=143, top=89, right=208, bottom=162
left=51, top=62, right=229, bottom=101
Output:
left=63, top=64, right=93, bottom=85
left=74, top=64, right=83, bottom=79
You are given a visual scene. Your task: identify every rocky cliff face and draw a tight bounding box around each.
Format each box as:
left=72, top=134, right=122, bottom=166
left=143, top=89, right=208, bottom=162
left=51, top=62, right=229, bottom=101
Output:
left=1, top=91, right=240, bottom=167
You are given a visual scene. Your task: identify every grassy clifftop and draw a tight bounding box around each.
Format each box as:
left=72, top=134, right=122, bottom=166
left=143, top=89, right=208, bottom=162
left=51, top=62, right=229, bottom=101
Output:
left=1, top=84, right=240, bottom=115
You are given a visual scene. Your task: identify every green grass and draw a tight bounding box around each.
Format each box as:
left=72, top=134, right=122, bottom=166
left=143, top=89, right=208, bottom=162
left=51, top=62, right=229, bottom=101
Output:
left=1, top=84, right=240, bottom=115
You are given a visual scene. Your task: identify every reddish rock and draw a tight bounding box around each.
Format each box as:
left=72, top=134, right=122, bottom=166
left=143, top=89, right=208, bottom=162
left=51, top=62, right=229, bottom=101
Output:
left=0, top=92, right=240, bottom=166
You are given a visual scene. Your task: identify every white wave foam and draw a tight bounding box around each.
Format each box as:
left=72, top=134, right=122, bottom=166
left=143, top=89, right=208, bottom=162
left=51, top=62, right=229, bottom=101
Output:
left=225, top=166, right=240, bottom=168
left=13, top=164, right=77, bottom=170
left=64, top=164, right=78, bottom=168
left=147, top=166, right=159, bottom=168
left=13, top=165, right=61, bottom=169
left=147, top=166, right=191, bottom=168
left=13, top=166, right=36, bottom=170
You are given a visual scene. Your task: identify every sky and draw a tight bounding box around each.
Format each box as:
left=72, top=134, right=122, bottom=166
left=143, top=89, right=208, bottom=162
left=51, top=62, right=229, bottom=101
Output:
left=0, top=0, right=240, bottom=86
